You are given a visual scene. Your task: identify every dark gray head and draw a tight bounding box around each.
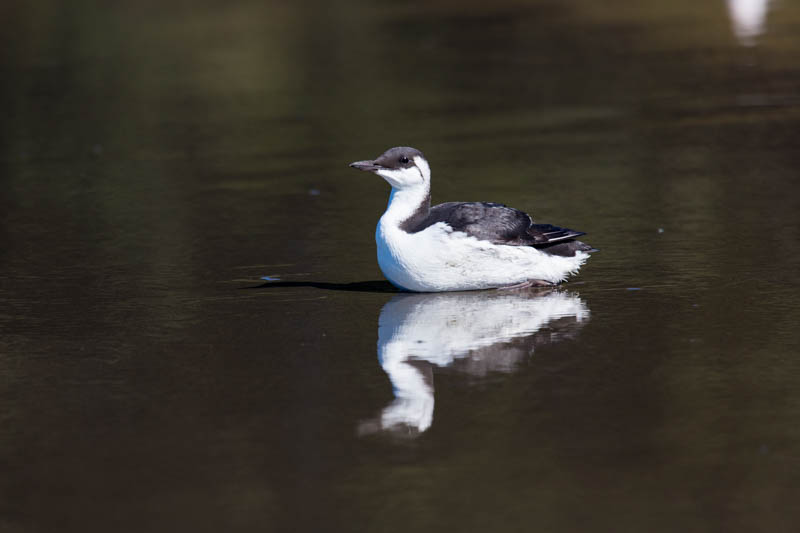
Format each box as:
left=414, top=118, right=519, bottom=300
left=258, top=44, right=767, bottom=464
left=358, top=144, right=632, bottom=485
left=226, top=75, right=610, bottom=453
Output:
left=349, top=146, right=430, bottom=190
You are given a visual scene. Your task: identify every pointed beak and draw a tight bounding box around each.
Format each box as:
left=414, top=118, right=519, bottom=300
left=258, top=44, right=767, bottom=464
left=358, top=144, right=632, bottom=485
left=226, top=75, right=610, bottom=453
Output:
left=349, top=160, right=382, bottom=172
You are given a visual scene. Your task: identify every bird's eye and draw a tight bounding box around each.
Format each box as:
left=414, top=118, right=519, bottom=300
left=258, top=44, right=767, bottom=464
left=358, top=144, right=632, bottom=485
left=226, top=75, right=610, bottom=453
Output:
left=399, top=156, right=409, bottom=164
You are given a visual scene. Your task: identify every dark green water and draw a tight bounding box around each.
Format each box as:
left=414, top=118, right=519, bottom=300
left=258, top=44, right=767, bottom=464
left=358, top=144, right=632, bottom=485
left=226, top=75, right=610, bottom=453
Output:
left=2, top=0, right=800, bottom=531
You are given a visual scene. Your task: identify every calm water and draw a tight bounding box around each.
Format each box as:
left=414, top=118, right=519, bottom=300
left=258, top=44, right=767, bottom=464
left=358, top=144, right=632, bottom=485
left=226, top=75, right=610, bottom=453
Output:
left=2, top=0, right=800, bottom=531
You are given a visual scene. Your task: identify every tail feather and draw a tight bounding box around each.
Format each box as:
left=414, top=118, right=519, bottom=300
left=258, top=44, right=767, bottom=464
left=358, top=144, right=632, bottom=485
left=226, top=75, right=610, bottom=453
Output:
left=535, top=240, right=595, bottom=257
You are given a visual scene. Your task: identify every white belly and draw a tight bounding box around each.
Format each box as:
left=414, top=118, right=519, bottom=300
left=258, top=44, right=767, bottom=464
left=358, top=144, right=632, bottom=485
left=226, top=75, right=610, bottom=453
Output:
left=375, top=220, right=587, bottom=292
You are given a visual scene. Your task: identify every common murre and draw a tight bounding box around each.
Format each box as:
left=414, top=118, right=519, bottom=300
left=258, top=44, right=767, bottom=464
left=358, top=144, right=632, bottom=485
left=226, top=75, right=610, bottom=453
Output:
left=350, top=146, right=593, bottom=292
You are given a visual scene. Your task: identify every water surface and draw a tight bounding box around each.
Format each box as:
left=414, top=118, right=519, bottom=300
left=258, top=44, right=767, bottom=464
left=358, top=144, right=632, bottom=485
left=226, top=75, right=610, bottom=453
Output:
left=2, top=0, right=800, bottom=531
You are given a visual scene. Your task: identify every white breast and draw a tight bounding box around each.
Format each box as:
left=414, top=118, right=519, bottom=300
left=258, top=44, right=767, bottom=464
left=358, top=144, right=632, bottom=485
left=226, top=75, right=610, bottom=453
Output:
left=376, top=218, right=588, bottom=292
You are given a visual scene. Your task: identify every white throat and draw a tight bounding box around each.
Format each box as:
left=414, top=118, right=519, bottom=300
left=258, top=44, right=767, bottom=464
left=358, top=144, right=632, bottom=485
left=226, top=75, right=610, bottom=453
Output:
left=382, top=185, right=429, bottom=227
left=379, top=155, right=431, bottom=226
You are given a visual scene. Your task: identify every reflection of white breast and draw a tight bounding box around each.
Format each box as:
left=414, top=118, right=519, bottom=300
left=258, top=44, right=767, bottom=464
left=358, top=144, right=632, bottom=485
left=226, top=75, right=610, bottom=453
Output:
left=379, top=290, right=588, bottom=367
left=366, top=290, right=589, bottom=434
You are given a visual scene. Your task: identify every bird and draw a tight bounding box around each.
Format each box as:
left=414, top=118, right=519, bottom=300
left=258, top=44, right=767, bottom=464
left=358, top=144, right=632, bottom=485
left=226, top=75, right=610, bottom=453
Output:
left=349, top=146, right=593, bottom=292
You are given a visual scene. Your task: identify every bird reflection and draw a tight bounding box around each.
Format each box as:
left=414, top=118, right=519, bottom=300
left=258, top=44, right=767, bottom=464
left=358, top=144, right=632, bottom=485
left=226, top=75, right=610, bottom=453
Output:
left=727, top=0, right=771, bottom=47
left=358, top=289, right=589, bottom=436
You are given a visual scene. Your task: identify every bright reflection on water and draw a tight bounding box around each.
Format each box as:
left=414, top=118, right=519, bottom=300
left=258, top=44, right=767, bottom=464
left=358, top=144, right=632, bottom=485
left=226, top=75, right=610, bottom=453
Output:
left=727, top=0, right=771, bottom=46
left=360, top=290, right=588, bottom=435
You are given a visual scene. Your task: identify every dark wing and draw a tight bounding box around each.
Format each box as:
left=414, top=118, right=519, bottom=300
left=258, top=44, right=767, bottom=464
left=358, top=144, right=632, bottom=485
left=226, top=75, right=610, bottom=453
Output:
left=424, top=202, right=592, bottom=256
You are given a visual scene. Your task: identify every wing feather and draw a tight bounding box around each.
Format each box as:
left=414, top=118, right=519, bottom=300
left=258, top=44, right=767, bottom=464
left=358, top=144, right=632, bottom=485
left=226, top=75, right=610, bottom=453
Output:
left=423, top=202, right=587, bottom=249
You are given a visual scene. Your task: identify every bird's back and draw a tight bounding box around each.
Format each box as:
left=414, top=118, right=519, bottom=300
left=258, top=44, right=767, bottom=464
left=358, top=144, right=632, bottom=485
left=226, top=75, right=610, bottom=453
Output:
left=406, top=201, right=591, bottom=256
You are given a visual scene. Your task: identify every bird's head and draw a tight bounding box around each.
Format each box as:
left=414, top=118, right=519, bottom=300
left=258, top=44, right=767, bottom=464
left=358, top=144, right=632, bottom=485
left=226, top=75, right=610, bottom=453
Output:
left=349, top=146, right=430, bottom=190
